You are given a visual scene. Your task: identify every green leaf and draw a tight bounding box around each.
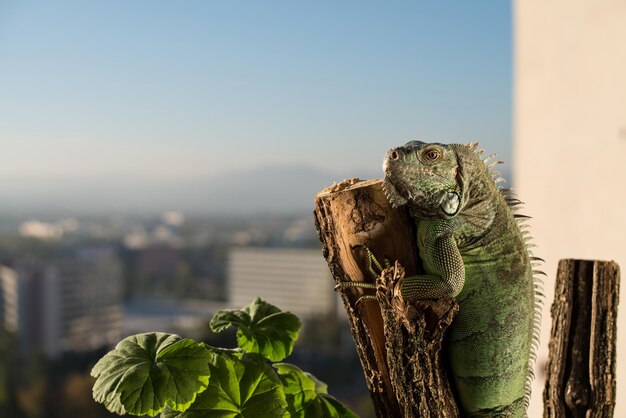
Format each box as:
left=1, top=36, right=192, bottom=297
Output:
left=210, top=298, right=301, bottom=362
left=91, top=332, right=212, bottom=416
left=161, top=353, right=288, bottom=418
left=274, top=363, right=359, bottom=418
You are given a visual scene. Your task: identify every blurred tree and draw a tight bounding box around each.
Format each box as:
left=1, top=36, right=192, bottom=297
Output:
left=0, top=329, right=23, bottom=417
left=58, top=373, right=105, bottom=418
left=17, top=378, right=46, bottom=418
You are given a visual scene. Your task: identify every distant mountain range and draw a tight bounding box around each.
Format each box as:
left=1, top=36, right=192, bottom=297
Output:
left=0, top=163, right=512, bottom=216
left=0, top=165, right=380, bottom=216
left=156, top=165, right=382, bottom=215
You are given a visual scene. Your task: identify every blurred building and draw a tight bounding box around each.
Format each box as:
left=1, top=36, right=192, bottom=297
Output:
left=228, top=247, right=337, bottom=318
left=0, top=247, right=123, bottom=357
left=514, top=0, right=626, bottom=415
left=0, top=266, right=19, bottom=333
left=123, top=298, right=227, bottom=339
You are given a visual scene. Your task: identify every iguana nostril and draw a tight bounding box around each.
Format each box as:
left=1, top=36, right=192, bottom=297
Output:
left=390, top=150, right=399, bottom=160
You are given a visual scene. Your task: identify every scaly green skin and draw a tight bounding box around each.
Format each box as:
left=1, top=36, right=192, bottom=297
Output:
left=382, top=141, right=537, bottom=417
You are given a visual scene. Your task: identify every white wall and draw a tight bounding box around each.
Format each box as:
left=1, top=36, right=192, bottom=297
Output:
left=514, top=0, right=626, bottom=415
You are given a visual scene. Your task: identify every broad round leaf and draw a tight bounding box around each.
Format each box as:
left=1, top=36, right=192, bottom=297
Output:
left=91, top=332, right=212, bottom=416
left=274, top=363, right=358, bottom=418
left=161, top=353, right=288, bottom=418
left=210, top=298, right=301, bottom=362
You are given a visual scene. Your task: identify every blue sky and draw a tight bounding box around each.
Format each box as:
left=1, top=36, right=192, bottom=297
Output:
left=0, top=1, right=512, bottom=213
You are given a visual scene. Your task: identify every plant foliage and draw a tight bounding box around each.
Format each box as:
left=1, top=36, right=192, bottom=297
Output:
left=210, top=297, right=301, bottom=362
left=91, top=333, right=212, bottom=416
left=275, top=363, right=359, bottom=418
left=162, top=353, right=288, bottom=418
left=91, top=298, right=358, bottom=417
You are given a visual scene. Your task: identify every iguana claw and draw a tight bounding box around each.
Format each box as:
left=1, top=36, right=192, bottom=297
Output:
left=355, top=295, right=377, bottom=308
left=361, top=245, right=390, bottom=279
left=334, top=282, right=376, bottom=290
left=333, top=245, right=390, bottom=307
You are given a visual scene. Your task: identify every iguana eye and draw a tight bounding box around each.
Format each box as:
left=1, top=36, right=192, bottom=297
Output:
left=422, top=148, right=441, bottom=161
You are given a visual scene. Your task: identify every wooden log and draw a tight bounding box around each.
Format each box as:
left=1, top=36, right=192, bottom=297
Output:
left=377, top=263, right=459, bottom=417
left=544, top=259, right=620, bottom=418
left=314, top=178, right=459, bottom=417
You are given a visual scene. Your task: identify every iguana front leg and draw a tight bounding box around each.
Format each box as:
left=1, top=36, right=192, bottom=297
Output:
left=336, top=220, right=465, bottom=303
left=401, top=219, right=465, bottom=300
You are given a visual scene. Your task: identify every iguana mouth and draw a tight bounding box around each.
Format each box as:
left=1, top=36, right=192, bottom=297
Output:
left=382, top=177, right=408, bottom=208
left=432, top=190, right=460, bottom=216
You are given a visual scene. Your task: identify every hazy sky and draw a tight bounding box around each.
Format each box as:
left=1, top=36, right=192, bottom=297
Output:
left=0, top=1, right=512, bottom=213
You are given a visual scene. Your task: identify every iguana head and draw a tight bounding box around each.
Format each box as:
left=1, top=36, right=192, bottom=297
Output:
left=382, top=141, right=464, bottom=218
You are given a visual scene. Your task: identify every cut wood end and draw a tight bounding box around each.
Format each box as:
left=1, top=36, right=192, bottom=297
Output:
left=559, top=258, right=620, bottom=267
left=315, top=178, right=383, bottom=199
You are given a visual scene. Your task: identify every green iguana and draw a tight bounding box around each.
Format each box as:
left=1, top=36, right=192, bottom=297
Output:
left=340, top=141, right=542, bottom=417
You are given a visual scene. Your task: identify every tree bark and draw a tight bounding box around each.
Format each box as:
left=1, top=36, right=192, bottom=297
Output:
left=544, top=259, right=620, bottom=418
left=314, top=178, right=459, bottom=417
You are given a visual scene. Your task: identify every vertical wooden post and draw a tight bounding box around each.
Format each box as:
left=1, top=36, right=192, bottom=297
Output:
left=314, top=179, right=459, bottom=417
left=544, top=259, right=620, bottom=418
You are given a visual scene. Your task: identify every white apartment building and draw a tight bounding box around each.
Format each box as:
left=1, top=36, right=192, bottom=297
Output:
left=228, top=247, right=337, bottom=319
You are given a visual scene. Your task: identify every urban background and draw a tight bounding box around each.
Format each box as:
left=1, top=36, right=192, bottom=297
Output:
left=0, top=211, right=371, bottom=417
left=0, top=2, right=511, bottom=416
left=2, top=1, right=625, bottom=417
